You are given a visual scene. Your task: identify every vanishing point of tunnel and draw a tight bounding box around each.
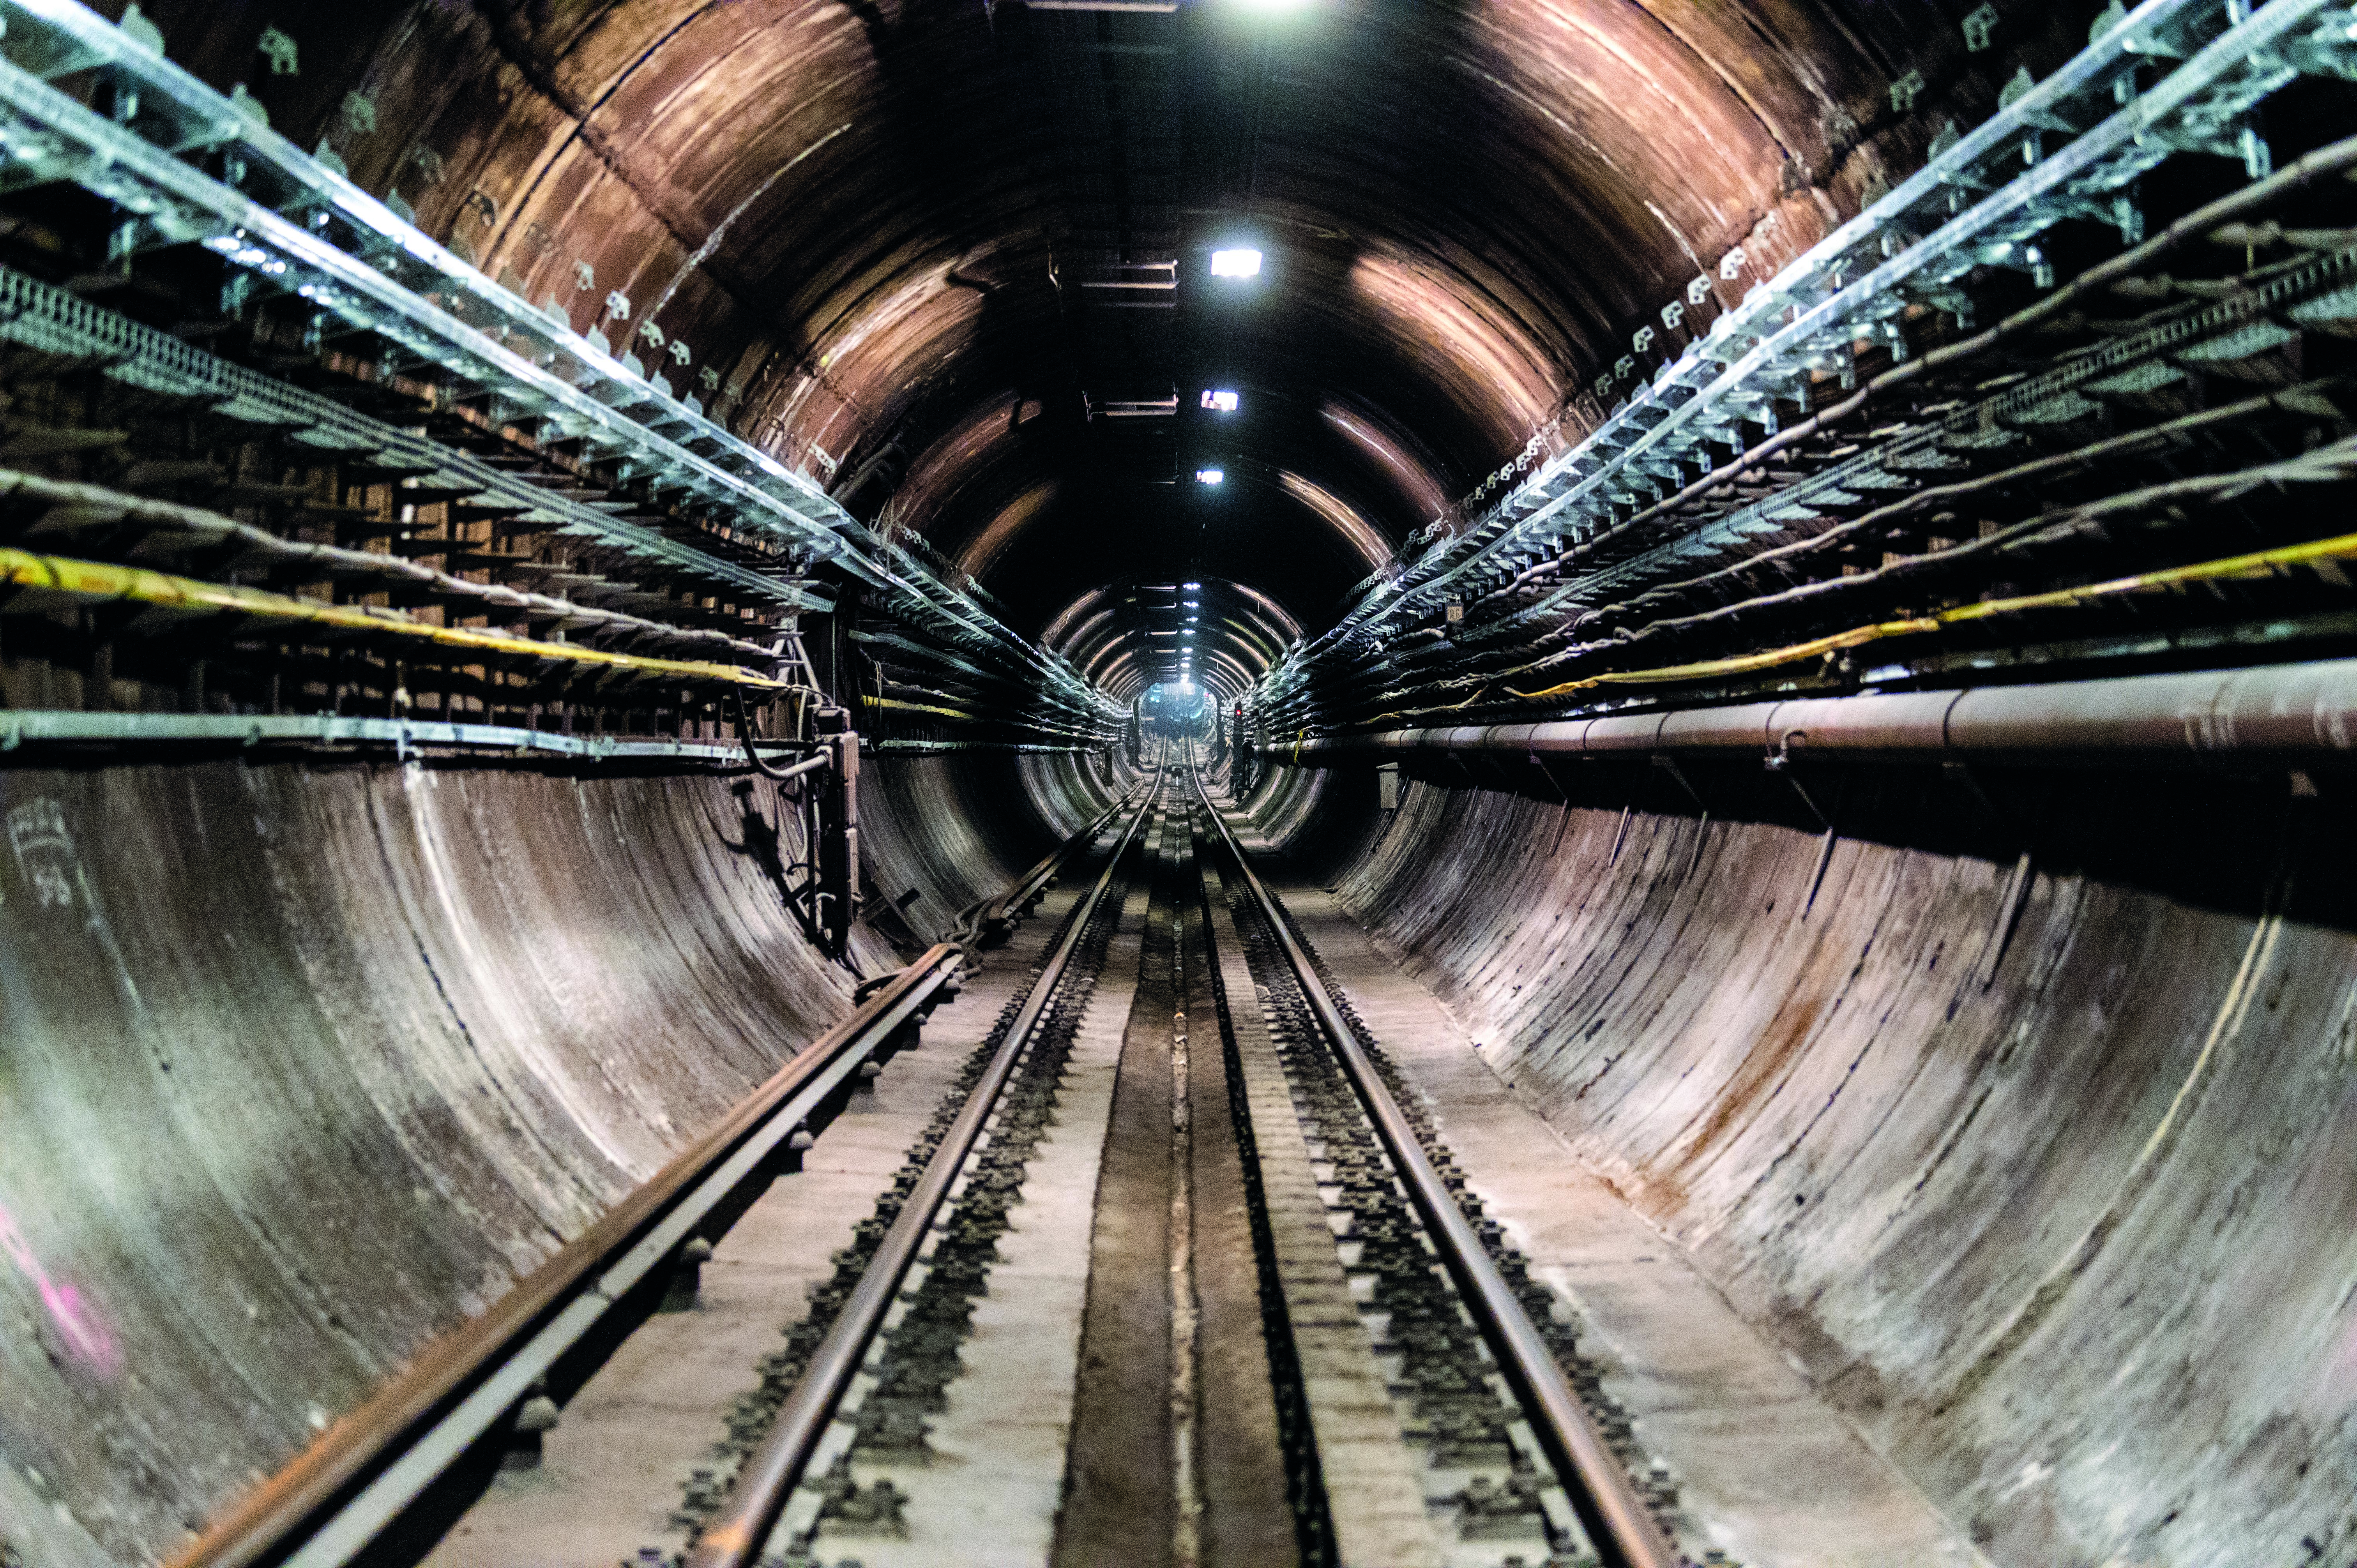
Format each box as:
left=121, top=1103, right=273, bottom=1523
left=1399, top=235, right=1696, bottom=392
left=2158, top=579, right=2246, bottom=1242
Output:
left=2, top=0, right=2355, bottom=1565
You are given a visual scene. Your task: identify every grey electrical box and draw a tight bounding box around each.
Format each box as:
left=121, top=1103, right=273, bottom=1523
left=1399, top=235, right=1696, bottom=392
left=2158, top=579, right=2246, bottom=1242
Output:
left=1377, top=762, right=1402, bottom=810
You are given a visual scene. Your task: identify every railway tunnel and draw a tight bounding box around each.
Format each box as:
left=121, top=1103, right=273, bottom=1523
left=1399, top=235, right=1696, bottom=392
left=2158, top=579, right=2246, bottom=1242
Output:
left=2, top=0, right=2355, bottom=1564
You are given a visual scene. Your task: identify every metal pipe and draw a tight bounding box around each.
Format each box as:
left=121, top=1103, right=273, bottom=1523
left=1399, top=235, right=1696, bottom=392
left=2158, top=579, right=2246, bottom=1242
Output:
left=686, top=769, right=1163, bottom=1568
left=1260, top=657, right=2357, bottom=771
left=0, top=710, right=791, bottom=765
left=1508, top=470, right=2357, bottom=700
left=1188, top=759, right=1682, bottom=1568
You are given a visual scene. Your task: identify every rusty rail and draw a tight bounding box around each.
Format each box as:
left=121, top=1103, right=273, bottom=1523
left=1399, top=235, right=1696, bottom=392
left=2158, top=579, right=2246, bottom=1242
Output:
left=172, top=954, right=968, bottom=1568
left=954, top=778, right=1143, bottom=948
left=684, top=765, right=1164, bottom=1567
left=1189, top=755, right=1684, bottom=1568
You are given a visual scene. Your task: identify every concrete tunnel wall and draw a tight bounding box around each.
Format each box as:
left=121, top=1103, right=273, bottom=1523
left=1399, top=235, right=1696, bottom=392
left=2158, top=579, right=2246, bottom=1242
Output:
left=853, top=749, right=1133, bottom=949
left=0, top=748, right=1116, bottom=1567
left=5, top=719, right=2352, bottom=1568
left=1239, top=758, right=2357, bottom=1567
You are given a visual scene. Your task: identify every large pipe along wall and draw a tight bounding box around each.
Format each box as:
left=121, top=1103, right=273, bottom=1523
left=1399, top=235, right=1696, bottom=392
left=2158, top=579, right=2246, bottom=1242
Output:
left=1235, top=755, right=2357, bottom=1567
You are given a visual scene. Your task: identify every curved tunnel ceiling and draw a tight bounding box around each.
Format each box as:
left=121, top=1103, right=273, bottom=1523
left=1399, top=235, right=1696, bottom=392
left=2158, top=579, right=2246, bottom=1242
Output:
left=1045, top=576, right=1303, bottom=706
left=139, top=0, right=2101, bottom=695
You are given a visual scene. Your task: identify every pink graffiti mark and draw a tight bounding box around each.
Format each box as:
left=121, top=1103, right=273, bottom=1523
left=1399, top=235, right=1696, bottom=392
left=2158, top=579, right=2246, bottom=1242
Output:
left=0, top=1201, right=119, bottom=1377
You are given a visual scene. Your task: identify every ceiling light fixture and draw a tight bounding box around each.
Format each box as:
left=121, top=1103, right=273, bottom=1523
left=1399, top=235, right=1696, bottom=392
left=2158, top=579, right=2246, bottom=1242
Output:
left=1209, top=249, right=1262, bottom=279
left=1201, top=388, right=1239, bottom=412
left=1195, top=468, right=1225, bottom=485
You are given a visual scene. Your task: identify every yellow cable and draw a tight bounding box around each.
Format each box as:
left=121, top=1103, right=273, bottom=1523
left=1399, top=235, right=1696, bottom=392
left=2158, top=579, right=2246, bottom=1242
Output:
left=1508, top=530, right=2357, bottom=701
left=0, top=546, right=786, bottom=690
left=861, top=694, right=979, bottom=721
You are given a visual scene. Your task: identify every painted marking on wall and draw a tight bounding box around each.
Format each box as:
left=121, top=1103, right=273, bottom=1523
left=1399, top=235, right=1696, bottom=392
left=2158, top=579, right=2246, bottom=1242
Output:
left=0, top=1199, right=119, bottom=1377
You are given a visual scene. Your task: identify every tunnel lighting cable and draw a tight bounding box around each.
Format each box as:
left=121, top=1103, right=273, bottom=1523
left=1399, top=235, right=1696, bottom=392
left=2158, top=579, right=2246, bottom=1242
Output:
left=0, top=19, right=1122, bottom=737
left=0, top=546, right=794, bottom=692
left=1504, top=519, right=2357, bottom=703
left=1186, top=755, right=1682, bottom=1568
left=1362, top=417, right=2357, bottom=717
left=1480, top=375, right=2357, bottom=641
left=727, top=688, right=826, bottom=781
left=687, top=768, right=1165, bottom=1568
left=1272, top=393, right=2357, bottom=730
left=1272, top=120, right=2357, bottom=698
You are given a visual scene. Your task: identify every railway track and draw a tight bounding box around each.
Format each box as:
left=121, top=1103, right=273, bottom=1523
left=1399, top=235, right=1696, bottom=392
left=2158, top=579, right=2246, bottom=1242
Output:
left=646, top=747, right=1694, bottom=1568
left=184, top=747, right=1700, bottom=1568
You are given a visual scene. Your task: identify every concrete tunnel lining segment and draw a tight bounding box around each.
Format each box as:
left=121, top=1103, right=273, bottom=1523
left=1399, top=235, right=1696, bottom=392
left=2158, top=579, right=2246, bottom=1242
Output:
left=0, top=0, right=2353, bottom=1564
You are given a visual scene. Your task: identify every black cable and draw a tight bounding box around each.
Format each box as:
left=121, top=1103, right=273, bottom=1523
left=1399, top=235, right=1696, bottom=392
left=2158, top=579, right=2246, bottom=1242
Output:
left=729, top=685, right=811, bottom=780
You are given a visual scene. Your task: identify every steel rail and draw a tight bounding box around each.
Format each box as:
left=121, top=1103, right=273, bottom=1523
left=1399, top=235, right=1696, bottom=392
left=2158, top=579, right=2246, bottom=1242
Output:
left=171, top=948, right=970, bottom=1568
left=963, top=785, right=1142, bottom=942
left=685, top=767, right=1164, bottom=1568
left=1188, top=758, right=1682, bottom=1568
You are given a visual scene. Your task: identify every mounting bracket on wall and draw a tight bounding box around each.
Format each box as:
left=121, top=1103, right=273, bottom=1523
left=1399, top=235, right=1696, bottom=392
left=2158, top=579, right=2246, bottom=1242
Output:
left=814, top=708, right=862, bottom=958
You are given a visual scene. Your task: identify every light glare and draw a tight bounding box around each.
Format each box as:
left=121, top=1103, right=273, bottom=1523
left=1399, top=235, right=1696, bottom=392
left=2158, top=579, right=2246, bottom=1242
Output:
left=1195, top=468, right=1225, bottom=485
left=1209, top=249, right=1262, bottom=279
left=1201, top=388, right=1240, bottom=412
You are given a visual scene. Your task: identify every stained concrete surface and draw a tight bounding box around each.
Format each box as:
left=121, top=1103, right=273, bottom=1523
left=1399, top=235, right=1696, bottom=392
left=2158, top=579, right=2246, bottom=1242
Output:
left=1251, top=764, right=2357, bottom=1567
left=1053, top=815, right=1182, bottom=1568
left=842, top=816, right=1158, bottom=1567
left=424, top=879, right=1088, bottom=1568
left=0, top=752, right=1108, bottom=1568
left=16, top=732, right=2354, bottom=1568
left=0, top=762, right=875, bottom=1566
left=1203, top=810, right=1452, bottom=1568
left=1276, top=881, right=1986, bottom=1568
left=1173, top=823, right=1297, bottom=1568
